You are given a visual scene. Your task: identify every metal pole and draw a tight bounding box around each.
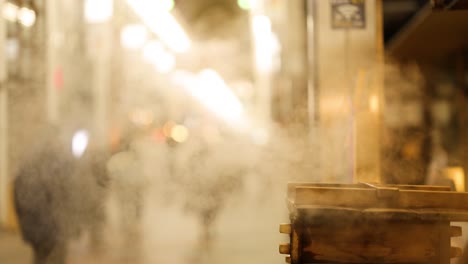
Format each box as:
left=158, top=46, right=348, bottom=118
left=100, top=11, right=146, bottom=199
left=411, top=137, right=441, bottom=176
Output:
left=88, top=22, right=112, bottom=147
left=250, top=0, right=272, bottom=128
left=46, top=0, right=59, bottom=124
left=375, top=0, right=384, bottom=183
left=96, top=23, right=111, bottom=147
left=306, top=0, right=318, bottom=125
left=0, top=0, right=9, bottom=226
left=456, top=51, right=467, bottom=191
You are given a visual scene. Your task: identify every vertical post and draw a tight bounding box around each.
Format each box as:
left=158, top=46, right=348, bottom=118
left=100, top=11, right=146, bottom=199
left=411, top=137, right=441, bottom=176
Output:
left=375, top=0, right=384, bottom=183
left=93, top=30, right=111, bottom=147
left=306, top=0, right=318, bottom=126
left=352, top=0, right=382, bottom=183
left=290, top=0, right=309, bottom=129
left=314, top=0, right=380, bottom=182
left=305, top=0, right=320, bottom=179
left=0, top=0, right=9, bottom=226
left=456, top=51, right=467, bottom=191
left=437, top=222, right=451, bottom=264
left=46, top=0, right=59, bottom=124
left=250, top=1, right=272, bottom=129
left=85, top=1, right=113, bottom=147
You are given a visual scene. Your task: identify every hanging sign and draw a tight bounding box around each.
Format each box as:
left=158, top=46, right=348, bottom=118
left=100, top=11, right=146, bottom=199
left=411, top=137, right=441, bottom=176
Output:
left=331, top=0, right=366, bottom=29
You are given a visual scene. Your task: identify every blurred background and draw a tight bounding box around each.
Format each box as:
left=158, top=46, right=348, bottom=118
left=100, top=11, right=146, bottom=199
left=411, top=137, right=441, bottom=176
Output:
left=0, top=0, right=467, bottom=263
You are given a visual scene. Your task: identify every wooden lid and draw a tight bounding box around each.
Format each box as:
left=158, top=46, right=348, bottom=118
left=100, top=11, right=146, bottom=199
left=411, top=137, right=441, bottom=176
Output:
left=287, top=183, right=468, bottom=221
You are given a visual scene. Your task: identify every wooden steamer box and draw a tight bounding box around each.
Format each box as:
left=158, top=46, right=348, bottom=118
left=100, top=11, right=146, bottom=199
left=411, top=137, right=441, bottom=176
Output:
left=279, top=183, right=468, bottom=264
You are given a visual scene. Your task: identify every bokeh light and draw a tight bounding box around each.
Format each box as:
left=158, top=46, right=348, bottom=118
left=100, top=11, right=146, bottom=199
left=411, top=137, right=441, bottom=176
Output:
left=72, top=130, right=89, bottom=158
left=120, top=24, right=147, bottom=49
left=171, top=125, right=189, bottom=143
left=84, top=0, right=113, bottom=23
left=161, top=0, right=175, bottom=11
left=237, top=0, right=252, bottom=10
left=17, top=7, right=36, bottom=27
left=3, top=2, right=19, bottom=22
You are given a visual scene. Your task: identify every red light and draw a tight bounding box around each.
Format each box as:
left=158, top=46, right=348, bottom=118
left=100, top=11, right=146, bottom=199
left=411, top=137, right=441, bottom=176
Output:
left=54, top=68, right=64, bottom=90
left=152, top=128, right=166, bottom=143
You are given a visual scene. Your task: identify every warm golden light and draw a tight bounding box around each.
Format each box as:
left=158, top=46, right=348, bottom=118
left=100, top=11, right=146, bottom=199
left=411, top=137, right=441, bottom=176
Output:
left=17, top=7, right=36, bottom=27
left=143, top=41, right=165, bottom=63
left=3, top=2, right=18, bottom=22
left=170, top=69, right=247, bottom=128
left=84, top=0, right=113, bottom=23
left=444, top=167, right=465, bottom=192
left=143, top=41, right=176, bottom=73
left=120, top=24, right=147, bottom=49
left=197, top=69, right=244, bottom=122
left=163, top=121, right=176, bottom=137
left=171, top=125, right=189, bottom=143
left=126, top=0, right=190, bottom=53
left=369, top=94, right=379, bottom=113
left=252, top=15, right=279, bottom=73
left=161, top=0, right=175, bottom=11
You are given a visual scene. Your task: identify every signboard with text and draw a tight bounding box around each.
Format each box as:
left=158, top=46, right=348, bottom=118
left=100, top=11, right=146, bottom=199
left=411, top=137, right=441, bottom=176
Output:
left=331, top=0, right=366, bottom=29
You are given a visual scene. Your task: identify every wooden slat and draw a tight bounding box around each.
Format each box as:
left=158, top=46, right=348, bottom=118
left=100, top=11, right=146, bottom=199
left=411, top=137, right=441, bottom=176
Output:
left=438, top=222, right=451, bottom=263
left=288, top=183, right=450, bottom=193
left=279, top=243, right=290, bottom=254
left=300, top=221, right=440, bottom=263
left=294, top=186, right=468, bottom=211
left=288, top=183, right=451, bottom=202
left=371, top=184, right=451, bottom=191
left=279, top=223, right=292, bottom=234
left=296, top=206, right=468, bottom=222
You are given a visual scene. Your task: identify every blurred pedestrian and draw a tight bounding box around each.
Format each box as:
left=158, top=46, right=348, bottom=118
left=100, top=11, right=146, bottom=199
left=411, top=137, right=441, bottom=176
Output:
left=106, top=136, right=148, bottom=255
left=173, top=132, right=247, bottom=248
left=14, top=127, right=111, bottom=264
left=14, top=130, right=77, bottom=264
left=77, top=144, right=111, bottom=253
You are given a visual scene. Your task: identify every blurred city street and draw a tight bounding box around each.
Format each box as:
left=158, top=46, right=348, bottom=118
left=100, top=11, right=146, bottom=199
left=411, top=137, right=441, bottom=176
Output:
left=1, top=178, right=289, bottom=264
left=1, top=0, right=468, bottom=264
